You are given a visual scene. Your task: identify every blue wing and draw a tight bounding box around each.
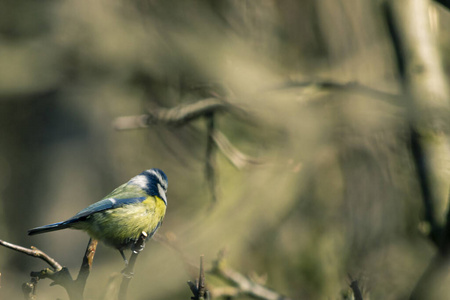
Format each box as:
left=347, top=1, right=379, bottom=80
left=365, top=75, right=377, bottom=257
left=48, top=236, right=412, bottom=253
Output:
left=28, top=183, right=149, bottom=236
left=67, top=182, right=149, bottom=222
left=67, top=196, right=147, bottom=222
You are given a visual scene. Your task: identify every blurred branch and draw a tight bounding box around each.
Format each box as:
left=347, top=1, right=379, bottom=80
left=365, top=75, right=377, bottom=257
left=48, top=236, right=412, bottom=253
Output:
left=434, top=0, right=450, bottom=9
left=118, top=231, right=147, bottom=300
left=114, top=97, right=262, bottom=203
left=210, top=252, right=292, bottom=300
left=385, top=0, right=449, bottom=247
left=114, top=97, right=263, bottom=203
left=409, top=128, right=441, bottom=245
left=205, top=113, right=217, bottom=203
left=276, top=80, right=402, bottom=104
left=385, top=0, right=450, bottom=299
left=0, top=239, right=62, bottom=271
left=183, top=251, right=291, bottom=300
left=212, top=131, right=263, bottom=169
left=113, top=98, right=246, bottom=130
left=442, top=193, right=450, bottom=254
left=114, top=81, right=401, bottom=131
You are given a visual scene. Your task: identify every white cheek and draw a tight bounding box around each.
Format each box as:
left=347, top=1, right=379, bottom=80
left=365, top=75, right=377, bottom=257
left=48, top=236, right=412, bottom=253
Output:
left=158, top=184, right=167, bottom=204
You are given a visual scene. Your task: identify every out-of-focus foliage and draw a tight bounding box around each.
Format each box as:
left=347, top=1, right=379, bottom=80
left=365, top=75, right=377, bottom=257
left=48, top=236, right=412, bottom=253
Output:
left=0, top=0, right=450, bottom=299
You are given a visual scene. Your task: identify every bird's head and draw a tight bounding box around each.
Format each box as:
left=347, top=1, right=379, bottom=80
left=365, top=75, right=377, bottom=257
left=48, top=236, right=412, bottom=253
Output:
left=129, top=168, right=168, bottom=205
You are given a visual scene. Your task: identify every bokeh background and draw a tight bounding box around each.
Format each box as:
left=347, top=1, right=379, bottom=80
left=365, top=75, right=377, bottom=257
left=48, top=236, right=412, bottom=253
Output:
left=1, top=0, right=450, bottom=299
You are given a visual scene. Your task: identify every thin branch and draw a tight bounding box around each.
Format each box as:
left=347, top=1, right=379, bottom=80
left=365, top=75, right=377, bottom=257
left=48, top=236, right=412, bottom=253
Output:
left=113, top=114, right=150, bottom=130
left=212, top=131, right=263, bottom=169
left=22, top=277, right=38, bottom=300
left=146, top=98, right=231, bottom=125
left=348, top=276, right=363, bottom=300
left=384, top=0, right=449, bottom=248
left=274, top=80, right=402, bottom=104
left=118, top=231, right=148, bottom=300
left=205, top=114, right=217, bottom=203
left=114, top=98, right=245, bottom=130
left=75, top=239, right=98, bottom=293
left=113, top=81, right=403, bottom=132
left=442, top=191, right=450, bottom=255
left=409, top=128, right=441, bottom=245
left=0, top=238, right=99, bottom=300
left=211, top=254, right=291, bottom=300
left=30, top=267, right=82, bottom=300
left=198, top=256, right=206, bottom=299
left=0, top=239, right=62, bottom=271
left=188, top=255, right=210, bottom=300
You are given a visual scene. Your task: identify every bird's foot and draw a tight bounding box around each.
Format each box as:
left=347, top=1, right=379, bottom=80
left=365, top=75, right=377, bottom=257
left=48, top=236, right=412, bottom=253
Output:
left=131, top=232, right=147, bottom=254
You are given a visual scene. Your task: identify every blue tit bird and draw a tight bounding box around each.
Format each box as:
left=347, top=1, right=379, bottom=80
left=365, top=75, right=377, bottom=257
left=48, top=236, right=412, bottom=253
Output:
left=28, top=168, right=168, bottom=264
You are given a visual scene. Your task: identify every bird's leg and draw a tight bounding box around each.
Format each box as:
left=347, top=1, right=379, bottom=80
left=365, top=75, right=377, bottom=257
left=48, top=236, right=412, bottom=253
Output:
left=119, top=250, right=128, bottom=266
left=118, top=232, right=148, bottom=299
left=120, top=232, right=147, bottom=275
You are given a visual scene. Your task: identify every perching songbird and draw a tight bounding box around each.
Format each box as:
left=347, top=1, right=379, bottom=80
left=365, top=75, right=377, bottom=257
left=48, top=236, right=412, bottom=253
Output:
left=28, top=168, right=168, bottom=263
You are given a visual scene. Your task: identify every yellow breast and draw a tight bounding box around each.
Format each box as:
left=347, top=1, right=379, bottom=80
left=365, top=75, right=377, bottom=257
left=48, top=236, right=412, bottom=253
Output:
left=78, top=196, right=167, bottom=249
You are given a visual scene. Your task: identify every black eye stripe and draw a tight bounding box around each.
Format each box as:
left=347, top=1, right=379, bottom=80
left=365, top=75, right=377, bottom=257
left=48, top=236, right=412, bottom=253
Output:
left=145, top=169, right=168, bottom=190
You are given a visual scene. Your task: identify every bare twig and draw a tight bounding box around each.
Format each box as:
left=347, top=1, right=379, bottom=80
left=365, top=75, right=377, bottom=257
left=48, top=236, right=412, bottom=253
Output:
left=188, top=256, right=210, bottom=300
left=22, top=277, right=38, bottom=300
left=113, top=114, right=150, bottom=130
left=113, top=81, right=403, bottom=132
left=0, top=239, right=62, bottom=271
left=212, top=131, right=263, bottom=169
left=30, top=267, right=83, bottom=300
left=442, top=192, right=450, bottom=254
left=198, top=255, right=206, bottom=299
left=348, top=275, right=363, bottom=300
left=118, top=231, right=148, bottom=300
left=114, top=97, right=263, bottom=205
left=212, top=266, right=291, bottom=300
left=205, top=114, right=217, bottom=203
left=274, top=80, right=402, bottom=104
left=409, top=128, right=442, bottom=244
left=211, top=254, right=291, bottom=300
left=0, top=238, right=100, bottom=300
left=76, top=239, right=98, bottom=293
left=114, top=98, right=244, bottom=130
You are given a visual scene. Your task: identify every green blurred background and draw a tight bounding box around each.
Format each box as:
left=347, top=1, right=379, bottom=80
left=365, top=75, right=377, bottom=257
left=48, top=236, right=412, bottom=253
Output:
left=1, top=0, right=450, bottom=299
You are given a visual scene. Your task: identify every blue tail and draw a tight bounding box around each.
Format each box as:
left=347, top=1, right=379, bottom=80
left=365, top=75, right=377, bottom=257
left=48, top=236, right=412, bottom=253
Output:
left=28, top=221, right=71, bottom=235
